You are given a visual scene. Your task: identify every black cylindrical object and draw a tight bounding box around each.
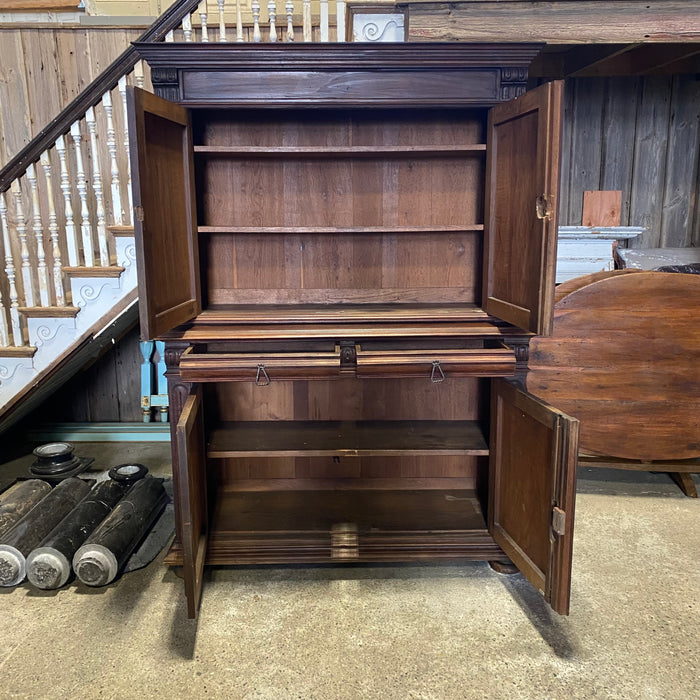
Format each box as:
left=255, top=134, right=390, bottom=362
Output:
left=29, top=442, right=92, bottom=481
left=25, top=479, right=127, bottom=590
left=108, top=463, right=149, bottom=486
left=73, top=477, right=168, bottom=587
left=0, top=479, right=52, bottom=539
left=0, top=477, right=91, bottom=587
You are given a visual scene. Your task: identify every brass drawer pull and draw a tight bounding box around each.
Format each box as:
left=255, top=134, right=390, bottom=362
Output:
left=430, top=359, right=445, bottom=383
left=255, top=364, right=270, bottom=386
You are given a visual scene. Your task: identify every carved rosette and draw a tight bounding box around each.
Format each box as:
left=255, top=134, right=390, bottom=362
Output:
left=151, top=67, right=181, bottom=102
left=499, top=68, right=528, bottom=101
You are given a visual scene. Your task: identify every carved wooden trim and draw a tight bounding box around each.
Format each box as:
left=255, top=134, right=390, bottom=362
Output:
left=500, top=67, right=528, bottom=100
left=504, top=338, right=530, bottom=375
left=151, top=67, right=181, bottom=103
left=134, top=42, right=544, bottom=71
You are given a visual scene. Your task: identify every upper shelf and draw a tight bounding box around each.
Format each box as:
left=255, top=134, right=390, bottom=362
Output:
left=193, top=144, right=487, bottom=157
left=197, top=225, right=485, bottom=234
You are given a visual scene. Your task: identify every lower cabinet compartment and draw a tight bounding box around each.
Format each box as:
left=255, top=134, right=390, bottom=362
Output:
left=169, top=364, right=578, bottom=618
left=165, top=487, right=503, bottom=565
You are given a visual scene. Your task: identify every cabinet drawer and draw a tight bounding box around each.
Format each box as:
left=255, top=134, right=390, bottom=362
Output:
left=179, top=346, right=341, bottom=382
left=355, top=344, right=516, bottom=379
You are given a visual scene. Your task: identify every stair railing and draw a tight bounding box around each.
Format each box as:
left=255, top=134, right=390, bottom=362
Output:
left=0, top=0, right=343, bottom=350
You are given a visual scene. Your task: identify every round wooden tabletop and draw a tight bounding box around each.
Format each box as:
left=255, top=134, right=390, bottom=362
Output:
left=527, top=271, right=700, bottom=461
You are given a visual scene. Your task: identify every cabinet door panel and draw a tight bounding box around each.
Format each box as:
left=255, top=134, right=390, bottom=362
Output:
left=483, top=81, right=563, bottom=335
left=127, top=87, right=201, bottom=340
left=489, top=378, right=578, bottom=615
left=176, top=387, right=208, bottom=618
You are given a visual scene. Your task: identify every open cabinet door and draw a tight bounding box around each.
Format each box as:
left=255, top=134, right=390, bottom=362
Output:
left=483, top=80, right=563, bottom=336
left=176, top=387, right=208, bottom=618
left=127, top=87, right=200, bottom=340
left=489, top=379, right=578, bottom=614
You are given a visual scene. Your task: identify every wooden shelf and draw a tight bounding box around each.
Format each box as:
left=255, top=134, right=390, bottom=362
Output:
left=194, top=144, right=487, bottom=157
left=164, top=488, right=501, bottom=566
left=198, top=225, right=485, bottom=234
left=198, top=304, right=488, bottom=325
left=167, top=321, right=507, bottom=342
left=208, top=420, right=489, bottom=458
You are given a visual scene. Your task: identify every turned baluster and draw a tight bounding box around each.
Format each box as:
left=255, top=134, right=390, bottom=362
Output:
left=336, top=0, right=346, bottom=41
left=0, top=191, right=22, bottom=346
left=10, top=180, right=34, bottom=307
left=199, top=2, right=209, bottom=42
left=55, top=135, right=79, bottom=267
left=134, top=61, right=145, bottom=90
left=320, top=0, right=329, bottom=42
left=252, top=0, right=262, bottom=42
left=102, top=89, right=123, bottom=227
left=117, top=76, right=133, bottom=223
left=302, top=0, right=311, bottom=42
left=70, top=122, right=94, bottom=267
left=26, top=163, right=50, bottom=307
left=217, top=0, right=228, bottom=42
left=234, top=0, right=243, bottom=42
left=182, top=12, right=193, bottom=42
left=39, top=152, right=66, bottom=307
left=165, top=29, right=175, bottom=42
left=285, top=0, right=294, bottom=41
left=85, top=106, right=110, bottom=267
left=268, top=0, right=278, bottom=42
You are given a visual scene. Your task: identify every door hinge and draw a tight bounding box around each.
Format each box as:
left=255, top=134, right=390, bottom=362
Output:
left=536, top=194, right=550, bottom=220
left=134, top=205, right=144, bottom=222
left=551, top=506, right=566, bottom=536
left=331, top=522, right=359, bottom=559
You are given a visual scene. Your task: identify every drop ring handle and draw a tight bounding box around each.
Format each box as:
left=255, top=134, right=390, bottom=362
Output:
left=430, top=360, right=445, bottom=383
left=255, top=364, right=270, bottom=386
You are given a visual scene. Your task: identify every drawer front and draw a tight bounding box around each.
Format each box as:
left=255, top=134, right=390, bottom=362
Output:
left=179, top=346, right=341, bottom=382
left=355, top=345, right=516, bottom=379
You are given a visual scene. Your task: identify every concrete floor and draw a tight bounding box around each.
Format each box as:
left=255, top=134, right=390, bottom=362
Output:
left=1, top=441, right=698, bottom=699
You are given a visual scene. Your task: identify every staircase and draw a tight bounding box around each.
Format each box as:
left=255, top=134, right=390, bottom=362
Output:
left=0, top=0, right=347, bottom=427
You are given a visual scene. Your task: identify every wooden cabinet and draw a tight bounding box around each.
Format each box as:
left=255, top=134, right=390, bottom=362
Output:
left=128, top=43, right=578, bottom=619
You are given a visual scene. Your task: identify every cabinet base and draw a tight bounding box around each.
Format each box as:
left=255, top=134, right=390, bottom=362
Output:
left=164, top=530, right=504, bottom=566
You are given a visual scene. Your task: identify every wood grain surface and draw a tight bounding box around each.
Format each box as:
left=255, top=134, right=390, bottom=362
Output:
left=528, top=272, right=700, bottom=460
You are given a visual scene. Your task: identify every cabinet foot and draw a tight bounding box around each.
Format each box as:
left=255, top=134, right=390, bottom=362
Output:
left=489, top=560, right=519, bottom=575
left=670, top=472, right=698, bottom=498
left=170, top=565, right=184, bottom=580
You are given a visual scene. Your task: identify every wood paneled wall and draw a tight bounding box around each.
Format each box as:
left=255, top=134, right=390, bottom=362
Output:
left=30, top=324, right=143, bottom=422
left=560, top=75, right=700, bottom=248
left=0, top=26, right=145, bottom=167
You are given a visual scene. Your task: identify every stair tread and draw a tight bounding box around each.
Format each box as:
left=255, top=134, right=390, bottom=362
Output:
left=62, top=266, right=125, bottom=278
left=18, top=306, right=80, bottom=318
left=108, top=225, right=135, bottom=236
left=0, top=345, right=37, bottom=358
